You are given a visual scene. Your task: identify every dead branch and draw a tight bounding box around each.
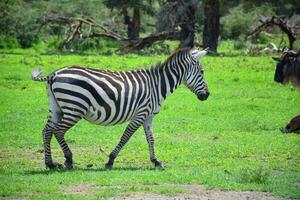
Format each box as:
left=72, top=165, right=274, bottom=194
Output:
left=45, top=15, right=182, bottom=52
left=117, top=31, right=180, bottom=52
left=46, top=15, right=127, bottom=48
left=249, top=16, right=297, bottom=50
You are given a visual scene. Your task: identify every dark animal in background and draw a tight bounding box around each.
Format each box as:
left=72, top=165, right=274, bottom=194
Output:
left=273, top=50, right=300, bottom=88
left=281, top=114, right=300, bottom=133
left=273, top=50, right=300, bottom=134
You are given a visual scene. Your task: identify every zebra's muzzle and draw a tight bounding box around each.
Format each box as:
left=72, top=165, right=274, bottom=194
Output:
left=197, top=92, right=210, bottom=101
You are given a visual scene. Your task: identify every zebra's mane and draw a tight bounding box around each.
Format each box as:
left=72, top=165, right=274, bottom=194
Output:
left=166, top=47, right=192, bottom=61
left=65, top=48, right=192, bottom=74
left=149, top=48, right=192, bottom=71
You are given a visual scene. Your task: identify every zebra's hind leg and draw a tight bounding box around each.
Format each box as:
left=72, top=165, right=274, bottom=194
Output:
left=43, top=85, right=81, bottom=169
left=143, top=115, right=163, bottom=168
left=105, top=119, right=144, bottom=169
left=43, top=120, right=63, bottom=169
left=54, top=114, right=81, bottom=169
left=42, top=84, right=65, bottom=169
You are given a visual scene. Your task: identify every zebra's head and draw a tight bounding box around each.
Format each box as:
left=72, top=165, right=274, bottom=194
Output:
left=183, top=49, right=210, bottom=101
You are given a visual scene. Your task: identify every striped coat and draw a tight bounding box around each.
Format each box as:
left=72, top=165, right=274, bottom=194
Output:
left=32, top=48, right=210, bottom=169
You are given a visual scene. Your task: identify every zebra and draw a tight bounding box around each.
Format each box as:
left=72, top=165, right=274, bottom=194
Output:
left=31, top=48, right=210, bottom=169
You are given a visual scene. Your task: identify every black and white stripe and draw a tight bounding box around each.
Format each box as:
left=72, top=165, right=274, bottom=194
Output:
left=32, top=48, right=210, bottom=169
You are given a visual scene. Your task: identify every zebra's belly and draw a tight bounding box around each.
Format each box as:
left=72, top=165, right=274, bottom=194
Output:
left=83, top=106, right=136, bottom=126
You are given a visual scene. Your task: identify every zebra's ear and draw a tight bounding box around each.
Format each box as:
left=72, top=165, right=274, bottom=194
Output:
left=191, top=49, right=208, bottom=60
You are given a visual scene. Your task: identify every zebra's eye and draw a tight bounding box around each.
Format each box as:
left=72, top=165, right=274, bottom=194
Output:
left=200, top=69, right=204, bottom=74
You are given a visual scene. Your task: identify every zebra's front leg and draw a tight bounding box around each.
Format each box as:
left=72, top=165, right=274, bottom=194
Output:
left=143, top=116, right=163, bottom=168
left=105, top=119, right=143, bottom=169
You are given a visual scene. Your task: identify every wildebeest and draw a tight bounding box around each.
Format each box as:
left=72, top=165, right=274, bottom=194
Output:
left=281, top=115, right=300, bottom=133
left=273, top=50, right=300, bottom=133
left=273, top=50, right=300, bottom=88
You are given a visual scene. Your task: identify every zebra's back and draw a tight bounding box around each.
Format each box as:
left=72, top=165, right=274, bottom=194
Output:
left=50, top=66, right=151, bottom=126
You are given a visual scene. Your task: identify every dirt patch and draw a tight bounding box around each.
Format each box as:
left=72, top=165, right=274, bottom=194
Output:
left=64, top=184, right=97, bottom=196
left=112, top=184, right=286, bottom=200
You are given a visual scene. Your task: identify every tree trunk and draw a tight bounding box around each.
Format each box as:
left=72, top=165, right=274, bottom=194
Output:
left=130, top=7, right=140, bottom=39
left=179, top=1, right=197, bottom=48
left=122, top=7, right=140, bottom=40
left=203, top=0, right=220, bottom=53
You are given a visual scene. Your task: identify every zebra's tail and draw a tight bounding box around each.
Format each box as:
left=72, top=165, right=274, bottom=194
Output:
left=31, top=68, right=49, bottom=82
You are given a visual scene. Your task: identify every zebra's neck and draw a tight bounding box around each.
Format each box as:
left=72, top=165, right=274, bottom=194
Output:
left=151, top=58, right=186, bottom=103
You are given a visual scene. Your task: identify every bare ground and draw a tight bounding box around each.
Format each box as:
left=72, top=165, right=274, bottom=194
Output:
left=63, top=184, right=287, bottom=200
left=63, top=184, right=98, bottom=196
left=112, top=184, right=287, bottom=200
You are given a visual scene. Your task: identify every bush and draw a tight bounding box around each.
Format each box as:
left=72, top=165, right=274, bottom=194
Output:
left=16, top=32, right=39, bottom=48
left=0, top=1, right=40, bottom=48
left=221, top=4, right=275, bottom=39
left=233, top=40, right=246, bottom=50
left=0, top=35, right=19, bottom=49
left=128, top=41, right=172, bottom=55
left=53, top=37, right=122, bottom=53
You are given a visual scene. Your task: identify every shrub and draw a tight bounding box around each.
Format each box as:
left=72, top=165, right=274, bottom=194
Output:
left=0, top=35, right=19, bottom=49
left=137, top=41, right=171, bottom=55
left=16, top=32, right=39, bottom=48
left=221, top=4, right=275, bottom=39
left=233, top=40, right=246, bottom=50
left=0, top=1, right=40, bottom=48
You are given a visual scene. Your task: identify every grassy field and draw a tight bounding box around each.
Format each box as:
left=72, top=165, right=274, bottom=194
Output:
left=0, top=51, right=299, bottom=199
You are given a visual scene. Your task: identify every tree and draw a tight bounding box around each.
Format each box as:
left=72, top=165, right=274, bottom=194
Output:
left=202, top=0, right=220, bottom=53
left=122, top=7, right=140, bottom=40
left=0, top=0, right=40, bottom=48
left=179, top=0, right=198, bottom=48
left=104, top=0, right=155, bottom=40
left=156, top=0, right=198, bottom=48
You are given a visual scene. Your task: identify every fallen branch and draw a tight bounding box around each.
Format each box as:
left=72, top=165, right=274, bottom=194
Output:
left=248, top=16, right=297, bottom=49
left=46, top=15, right=127, bottom=48
left=118, top=31, right=180, bottom=52
left=45, top=15, right=182, bottom=52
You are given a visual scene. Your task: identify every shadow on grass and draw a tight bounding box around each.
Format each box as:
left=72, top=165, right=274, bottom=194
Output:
left=23, top=166, right=163, bottom=175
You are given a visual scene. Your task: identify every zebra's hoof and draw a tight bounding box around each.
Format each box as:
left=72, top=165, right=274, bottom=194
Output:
left=105, top=163, right=113, bottom=169
left=153, top=159, right=163, bottom=168
left=46, top=162, right=64, bottom=169
left=64, top=161, right=73, bottom=169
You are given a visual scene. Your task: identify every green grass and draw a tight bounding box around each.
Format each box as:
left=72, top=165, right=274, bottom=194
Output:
left=0, top=51, right=299, bottom=199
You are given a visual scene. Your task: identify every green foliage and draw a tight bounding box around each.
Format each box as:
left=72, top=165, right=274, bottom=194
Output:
left=0, top=0, right=115, bottom=49
left=233, top=40, right=246, bottom=50
left=68, top=38, right=122, bottom=52
left=0, top=51, right=299, bottom=199
left=241, top=0, right=300, bottom=16
left=0, top=0, right=40, bottom=48
left=221, top=4, right=275, bottom=39
left=104, top=0, right=156, bottom=15
left=0, top=35, right=19, bottom=49
left=0, top=0, right=298, bottom=51
left=251, top=31, right=284, bottom=46
left=133, top=41, right=172, bottom=55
